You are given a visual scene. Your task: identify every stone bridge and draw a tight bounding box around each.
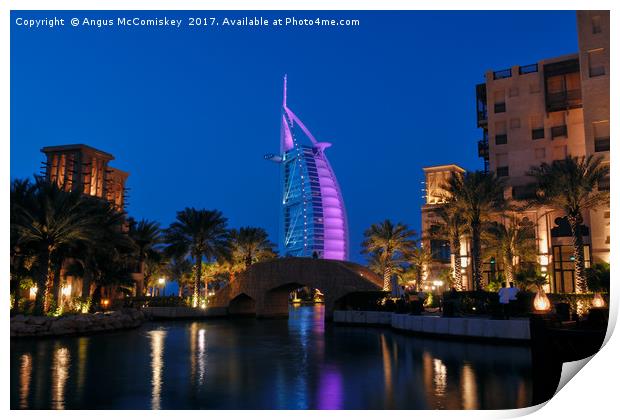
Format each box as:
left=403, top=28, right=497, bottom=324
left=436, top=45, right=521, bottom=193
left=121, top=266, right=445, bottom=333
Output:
left=209, top=257, right=383, bottom=320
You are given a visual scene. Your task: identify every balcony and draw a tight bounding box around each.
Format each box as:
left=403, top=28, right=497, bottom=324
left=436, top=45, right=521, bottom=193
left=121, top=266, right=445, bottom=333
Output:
left=476, top=83, right=488, bottom=127
left=546, top=89, right=583, bottom=112
left=478, top=138, right=489, bottom=159
left=512, top=184, right=538, bottom=200
left=551, top=125, right=568, bottom=139
left=543, top=58, right=582, bottom=112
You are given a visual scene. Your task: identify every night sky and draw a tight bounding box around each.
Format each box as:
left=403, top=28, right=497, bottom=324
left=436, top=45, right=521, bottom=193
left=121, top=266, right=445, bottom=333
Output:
left=11, top=10, right=578, bottom=263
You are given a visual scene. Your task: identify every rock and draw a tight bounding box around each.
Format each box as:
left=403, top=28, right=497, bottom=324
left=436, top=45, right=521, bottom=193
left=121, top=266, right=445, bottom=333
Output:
left=11, top=309, right=145, bottom=338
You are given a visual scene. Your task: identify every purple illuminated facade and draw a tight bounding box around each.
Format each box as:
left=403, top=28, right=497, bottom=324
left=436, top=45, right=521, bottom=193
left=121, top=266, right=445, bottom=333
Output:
left=265, top=76, right=349, bottom=260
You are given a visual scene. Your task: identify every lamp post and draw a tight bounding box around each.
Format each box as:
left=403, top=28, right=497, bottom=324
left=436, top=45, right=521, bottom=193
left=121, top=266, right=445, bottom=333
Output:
left=158, top=277, right=166, bottom=297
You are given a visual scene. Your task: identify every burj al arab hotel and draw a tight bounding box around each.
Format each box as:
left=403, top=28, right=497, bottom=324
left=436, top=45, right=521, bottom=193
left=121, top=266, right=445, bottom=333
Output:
left=265, top=76, right=349, bottom=261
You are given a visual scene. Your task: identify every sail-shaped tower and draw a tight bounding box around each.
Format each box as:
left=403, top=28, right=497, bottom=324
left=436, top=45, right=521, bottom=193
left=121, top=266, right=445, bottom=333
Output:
left=265, top=76, right=349, bottom=260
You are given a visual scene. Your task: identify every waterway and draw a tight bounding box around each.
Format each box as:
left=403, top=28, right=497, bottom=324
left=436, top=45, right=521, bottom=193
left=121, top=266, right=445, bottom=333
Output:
left=11, top=305, right=535, bottom=409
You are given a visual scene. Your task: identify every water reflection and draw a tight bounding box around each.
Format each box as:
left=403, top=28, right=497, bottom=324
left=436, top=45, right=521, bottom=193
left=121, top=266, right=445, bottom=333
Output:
left=149, top=330, right=166, bottom=410
left=318, top=365, right=343, bottom=409
left=380, top=334, right=394, bottom=408
left=461, top=364, right=479, bottom=410
left=51, top=346, right=70, bottom=410
left=19, top=353, right=32, bottom=409
left=11, top=306, right=538, bottom=409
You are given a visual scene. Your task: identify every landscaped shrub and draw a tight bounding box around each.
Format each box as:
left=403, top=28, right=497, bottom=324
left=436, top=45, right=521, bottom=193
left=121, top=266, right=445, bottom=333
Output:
left=124, top=296, right=190, bottom=308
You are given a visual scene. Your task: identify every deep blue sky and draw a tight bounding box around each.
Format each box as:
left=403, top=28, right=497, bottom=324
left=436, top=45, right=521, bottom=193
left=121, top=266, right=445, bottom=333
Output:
left=11, top=10, right=579, bottom=263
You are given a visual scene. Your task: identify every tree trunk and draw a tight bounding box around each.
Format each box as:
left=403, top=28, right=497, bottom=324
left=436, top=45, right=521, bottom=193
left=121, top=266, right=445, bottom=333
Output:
left=82, top=267, right=92, bottom=299
left=10, top=278, right=20, bottom=313
left=193, top=255, right=202, bottom=307
left=471, top=222, right=483, bottom=290
left=503, top=249, right=514, bottom=287
left=51, top=263, right=62, bottom=311
left=136, top=258, right=145, bottom=297
left=568, top=214, right=587, bottom=292
left=34, top=247, right=51, bottom=316
left=452, top=235, right=463, bottom=291
left=178, top=285, right=183, bottom=297
left=383, top=262, right=392, bottom=292
left=245, top=253, right=252, bottom=270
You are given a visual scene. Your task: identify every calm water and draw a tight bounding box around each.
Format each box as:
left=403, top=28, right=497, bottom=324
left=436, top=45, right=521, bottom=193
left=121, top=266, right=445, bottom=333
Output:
left=11, top=306, right=535, bottom=409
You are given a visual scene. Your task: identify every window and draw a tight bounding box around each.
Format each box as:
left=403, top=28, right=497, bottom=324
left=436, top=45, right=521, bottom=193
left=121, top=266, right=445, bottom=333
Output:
left=530, top=115, right=544, bottom=140
left=592, top=15, right=602, bottom=34
left=593, top=121, right=610, bottom=152
left=588, top=49, right=606, bottom=77
left=551, top=125, right=568, bottom=139
left=598, top=176, right=609, bottom=191
left=495, top=121, right=507, bottom=144
left=509, top=87, right=519, bottom=97
left=510, top=118, right=521, bottom=129
left=496, top=166, right=509, bottom=177
left=494, top=90, right=506, bottom=113
left=550, top=112, right=567, bottom=139
left=552, top=145, right=568, bottom=161
left=535, top=148, right=546, bottom=159
left=532, top=129, right=545, bottom=140
left=495, top=153, right=508, bottom=171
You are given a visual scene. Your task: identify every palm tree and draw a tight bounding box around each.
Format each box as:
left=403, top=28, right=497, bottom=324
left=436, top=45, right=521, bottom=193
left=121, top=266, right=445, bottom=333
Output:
left=128, top=219, right=163, bottom=297
left=165, top=208, right=230, bottom=307
left=528, top=155, right=609, bottom=292
left=362, top=220, right=416, bottom=291
left=230, top=227, right=277, bottom=269
left=163, top=257, right=193, bottom=297
left=430, top=204, right=467, bottom=290
left=11, top=179, right=113, bottom=315
left=484, top=214, right=537, bottom=287
left=443, top=171, right=505, bottom=290
left=407, top=246, right=433, bottom=291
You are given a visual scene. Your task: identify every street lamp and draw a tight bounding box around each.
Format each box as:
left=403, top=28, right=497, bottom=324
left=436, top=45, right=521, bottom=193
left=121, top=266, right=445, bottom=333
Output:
left=158, top=277, right=166, bottom=296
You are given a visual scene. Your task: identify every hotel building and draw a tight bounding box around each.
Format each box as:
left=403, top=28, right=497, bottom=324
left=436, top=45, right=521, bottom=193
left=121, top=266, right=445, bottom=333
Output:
left=266, top=76, right=349, bottom=260
left=38, top=144, right=131, bottom=301
left=42, top=144, right=129, bottom=211
left=422, top=11, right=609, bottom=292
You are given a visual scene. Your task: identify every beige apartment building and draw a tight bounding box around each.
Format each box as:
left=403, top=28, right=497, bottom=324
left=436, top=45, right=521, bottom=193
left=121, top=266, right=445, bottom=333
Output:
left=421, top=11, right=609, bottom=293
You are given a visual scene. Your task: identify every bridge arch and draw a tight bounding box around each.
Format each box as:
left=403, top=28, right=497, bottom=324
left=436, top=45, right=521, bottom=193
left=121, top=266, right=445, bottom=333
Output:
left=209, top=257, right=382, bottom=321
left=228, top=293, right=256, bottom=316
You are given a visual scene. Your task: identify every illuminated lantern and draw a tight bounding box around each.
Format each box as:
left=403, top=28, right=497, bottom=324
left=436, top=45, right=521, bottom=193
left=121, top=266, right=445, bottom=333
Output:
left=592, top=293, right=606, bottom=308
left=533, top=290, right=551, bottom=312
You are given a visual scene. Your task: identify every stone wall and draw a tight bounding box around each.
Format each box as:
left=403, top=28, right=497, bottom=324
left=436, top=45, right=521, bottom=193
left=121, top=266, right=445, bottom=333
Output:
left=333, top=311, right=531, bottom=341
left=10, top=308, right=145, bottom=338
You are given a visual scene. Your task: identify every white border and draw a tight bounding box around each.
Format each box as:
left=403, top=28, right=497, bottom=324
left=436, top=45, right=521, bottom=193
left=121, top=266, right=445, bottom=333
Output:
left=2, top=2, right=618, bottom=419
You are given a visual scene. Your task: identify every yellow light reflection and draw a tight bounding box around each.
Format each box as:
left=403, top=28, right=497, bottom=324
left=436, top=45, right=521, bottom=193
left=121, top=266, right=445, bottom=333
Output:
left=149, top=330, right=167, bottom=410
left=19, top=353, right=32, bottom=409
left=51, top=346, right=70, bottom=410
left=380, top=334, right=393, bottom=407
left=433, top=358, right=447, bottom=397
left=198, top=329, right=206, bottom=385
left=461, top=364, right=479, bottom=410
left=76, top=337, right=89, bottom=401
